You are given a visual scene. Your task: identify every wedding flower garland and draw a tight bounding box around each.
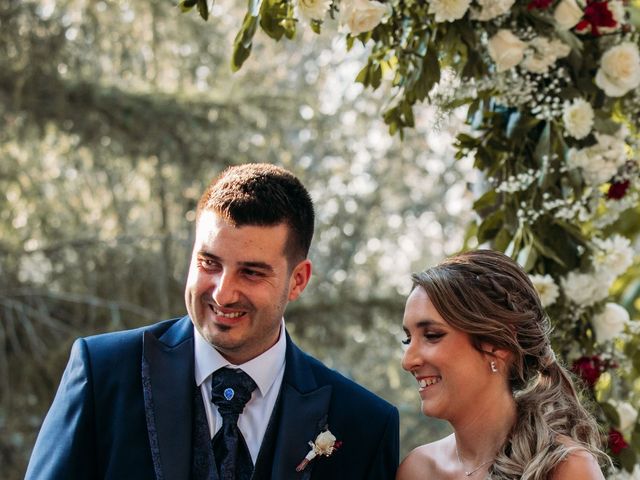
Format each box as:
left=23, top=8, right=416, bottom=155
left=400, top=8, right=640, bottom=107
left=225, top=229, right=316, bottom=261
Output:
left=182, top=0, right=640, bottom=473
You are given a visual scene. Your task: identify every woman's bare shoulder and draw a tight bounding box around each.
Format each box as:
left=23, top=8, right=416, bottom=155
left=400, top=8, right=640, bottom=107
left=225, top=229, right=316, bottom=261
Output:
left=396, top=436, right=453, bottom=480
left=551, top=436, right=605, bottom=480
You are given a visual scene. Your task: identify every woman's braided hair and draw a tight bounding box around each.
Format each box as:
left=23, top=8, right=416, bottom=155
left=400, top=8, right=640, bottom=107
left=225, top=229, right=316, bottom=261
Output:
left=411, top=250, right=608, bottom=480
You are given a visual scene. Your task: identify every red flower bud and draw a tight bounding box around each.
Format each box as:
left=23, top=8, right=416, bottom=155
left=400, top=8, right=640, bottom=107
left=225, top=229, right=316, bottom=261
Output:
left=571, top=355, right=606, bottom=387
left=608, top=180, right=630, bottom=200
left=527, top=0, right=553, bottom=9
left=608, top=428, right=629, bottom=455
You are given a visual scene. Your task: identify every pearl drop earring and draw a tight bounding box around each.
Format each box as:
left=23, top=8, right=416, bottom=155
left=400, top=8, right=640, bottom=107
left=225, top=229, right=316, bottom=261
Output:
left=490, top=361, right=498, bottom=373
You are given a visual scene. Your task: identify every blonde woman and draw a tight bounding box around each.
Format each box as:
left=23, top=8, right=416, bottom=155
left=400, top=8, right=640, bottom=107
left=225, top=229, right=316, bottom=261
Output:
left=398, top=250, right=608, bottom=480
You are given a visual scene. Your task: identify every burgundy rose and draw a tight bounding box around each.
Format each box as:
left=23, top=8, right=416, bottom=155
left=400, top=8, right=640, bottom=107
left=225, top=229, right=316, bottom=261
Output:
left=608, top=180, right=630, bottom=200
left=575, top=0, right=617, bottom=36
left=527, top=0, right=553, bottom=10
left=571, top=355, right=605, bottom=387
left=608, top=428, right=629, bottom=455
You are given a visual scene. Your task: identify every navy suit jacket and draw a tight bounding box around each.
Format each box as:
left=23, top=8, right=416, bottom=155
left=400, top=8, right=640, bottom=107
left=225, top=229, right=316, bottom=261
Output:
left=25, top=316, right=399, bottom=479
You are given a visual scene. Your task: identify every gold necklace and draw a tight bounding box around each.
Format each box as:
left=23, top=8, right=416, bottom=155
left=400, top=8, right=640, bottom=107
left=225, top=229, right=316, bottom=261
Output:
left=455, top=446, right=493, bottom=477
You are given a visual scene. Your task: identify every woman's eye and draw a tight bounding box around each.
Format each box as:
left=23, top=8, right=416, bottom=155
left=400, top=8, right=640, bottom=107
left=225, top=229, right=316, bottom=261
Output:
left=425, top=333, right=445, bottom=341
left=401, top=337, right=411, bottom=346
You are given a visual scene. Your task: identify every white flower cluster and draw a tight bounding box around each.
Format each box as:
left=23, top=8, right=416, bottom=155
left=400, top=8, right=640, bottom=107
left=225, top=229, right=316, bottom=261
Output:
left=592, top=302, right=630, bottom=342
left=562, top=98, right=594, bottom=140
left=340, top=0, right=390, bottom=35
left=612, top=400, right=639, bottom=434
left=561, top=234, right=635, bottom=309
left=494, top=169, right=538, bottom=193
left=487, top=30, right=570, bottom=74
left=529, top=273, right=560, bottom=307
left=296, top=0, right=389, bottom=35
left=428, top=0, right=471, bottom=23
left=592, top=234, right=634, bottom=278
left=595, top=190, right=640, bottom=228
left=471, top=0, right=514, bottom=21
left=296, top=0, right=332, bottom=22
left=567, top=132, right=629, bottom=186
left=609, top=465, right=640, bottom=480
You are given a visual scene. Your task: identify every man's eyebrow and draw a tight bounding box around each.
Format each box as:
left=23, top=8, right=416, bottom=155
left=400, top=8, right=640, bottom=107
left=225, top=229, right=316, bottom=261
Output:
left=197, top=251, right=275, bottom=273
left=239, top=261, right=275, bottom=273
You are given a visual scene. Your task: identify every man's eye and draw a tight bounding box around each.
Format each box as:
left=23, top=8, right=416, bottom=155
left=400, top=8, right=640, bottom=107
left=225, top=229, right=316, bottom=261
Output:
left=243, top=269, right=263, bottom=277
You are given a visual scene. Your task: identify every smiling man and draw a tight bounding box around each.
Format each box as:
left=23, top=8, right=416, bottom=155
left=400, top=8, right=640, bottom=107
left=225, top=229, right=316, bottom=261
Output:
left=26, top=163, right=399, bottom=480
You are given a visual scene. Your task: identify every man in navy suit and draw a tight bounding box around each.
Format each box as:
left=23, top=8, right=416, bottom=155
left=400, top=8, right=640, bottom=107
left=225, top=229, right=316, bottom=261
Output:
left=26, top=163, right=399, bottom=479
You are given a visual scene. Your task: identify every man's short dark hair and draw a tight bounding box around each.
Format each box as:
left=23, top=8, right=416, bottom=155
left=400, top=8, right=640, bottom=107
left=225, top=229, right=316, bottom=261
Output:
left=196, top=163, right=315, bottom=264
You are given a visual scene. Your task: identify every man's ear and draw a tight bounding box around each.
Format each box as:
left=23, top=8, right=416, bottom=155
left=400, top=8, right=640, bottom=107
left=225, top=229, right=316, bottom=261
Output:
left=288, top=259, right=312, bottom=301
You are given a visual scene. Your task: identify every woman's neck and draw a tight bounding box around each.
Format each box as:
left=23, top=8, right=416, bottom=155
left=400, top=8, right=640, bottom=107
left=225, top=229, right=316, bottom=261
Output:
left=451, top=388, right=517, bottom=465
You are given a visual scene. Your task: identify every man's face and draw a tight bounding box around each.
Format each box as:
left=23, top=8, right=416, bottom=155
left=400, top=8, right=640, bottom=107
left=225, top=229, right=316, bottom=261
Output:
left=185, top=211, right=311, bottom=364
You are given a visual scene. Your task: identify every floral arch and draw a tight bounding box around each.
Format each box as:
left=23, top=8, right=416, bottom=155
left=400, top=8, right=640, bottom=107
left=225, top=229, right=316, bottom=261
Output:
left=183, top=0, right=640, bottom=474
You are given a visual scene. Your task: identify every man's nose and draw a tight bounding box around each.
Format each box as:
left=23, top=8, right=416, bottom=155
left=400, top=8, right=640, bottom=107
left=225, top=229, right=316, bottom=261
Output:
left=211, top=271, right=239, bottom=306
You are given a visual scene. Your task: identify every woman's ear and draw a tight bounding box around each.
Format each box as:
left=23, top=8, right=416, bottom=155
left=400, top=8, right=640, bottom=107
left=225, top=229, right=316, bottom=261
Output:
left=480, top=342, right=512, bottom=363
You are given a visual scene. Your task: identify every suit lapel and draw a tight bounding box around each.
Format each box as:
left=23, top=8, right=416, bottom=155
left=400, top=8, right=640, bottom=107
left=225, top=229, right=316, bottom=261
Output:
left=270, top=334, right=332, bottom=480
left=142, top=316, right=195, bottom=480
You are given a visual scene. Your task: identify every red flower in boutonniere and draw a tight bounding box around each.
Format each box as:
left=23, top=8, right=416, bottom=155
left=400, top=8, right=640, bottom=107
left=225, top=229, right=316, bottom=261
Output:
left=295, top=429, right=342, bottom=472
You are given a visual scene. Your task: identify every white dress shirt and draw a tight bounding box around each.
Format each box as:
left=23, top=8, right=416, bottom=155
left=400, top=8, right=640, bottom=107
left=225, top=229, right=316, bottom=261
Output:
left=194, top=320, right=286, bottom=463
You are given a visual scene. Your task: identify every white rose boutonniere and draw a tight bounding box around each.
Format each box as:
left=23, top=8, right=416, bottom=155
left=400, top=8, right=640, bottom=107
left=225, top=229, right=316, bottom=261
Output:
left=296, top=429, right=342, bottom=472
left=595, top=42, right=640, bottom=97
left=592, top=302, right=630, bottom=343
left=487, top=30, right=527, bottom=72
left=341, top=0, right=390, bottom=36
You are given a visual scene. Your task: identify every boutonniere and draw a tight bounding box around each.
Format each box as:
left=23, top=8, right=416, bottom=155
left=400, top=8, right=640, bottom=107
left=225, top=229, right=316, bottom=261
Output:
left=295, top=428, right=342, bottom=472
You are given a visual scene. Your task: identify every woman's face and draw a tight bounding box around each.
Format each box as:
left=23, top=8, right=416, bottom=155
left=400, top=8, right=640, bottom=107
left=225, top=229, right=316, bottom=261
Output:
left=401, top=287, right=498, bottom=422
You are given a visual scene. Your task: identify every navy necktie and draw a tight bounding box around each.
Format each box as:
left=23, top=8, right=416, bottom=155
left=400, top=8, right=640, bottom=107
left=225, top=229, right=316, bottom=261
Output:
left=211, top=367, right=257, bottom=480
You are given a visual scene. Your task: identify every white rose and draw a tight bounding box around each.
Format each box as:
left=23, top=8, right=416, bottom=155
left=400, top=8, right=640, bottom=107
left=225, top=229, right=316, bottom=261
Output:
left=314, top=430, right=337, bottom=452
left=561, top=270, right=611, bottom=307
left=297, top=0, right=332, bottom=21
left=428, top=0, right=471, bottom=22
left=614, top=401, right=638, bottom=433
left=563, top=98, right=594, bottom=139
left=567, top=133, right=627, bottom=186
left=471, top=0, right=514, bottom=21
left=592, top=302, right=630, bottom=343
left=341, top=0, right=389, bottom=35
left=553, top=0, right=583, bottom=30
left=596, top=42, right=640, bottom=97
left=488, top=30, right=526, bottom=72
left=522, top=37, right=570, bottom=74
left=529, top=274, right=560, bottom=307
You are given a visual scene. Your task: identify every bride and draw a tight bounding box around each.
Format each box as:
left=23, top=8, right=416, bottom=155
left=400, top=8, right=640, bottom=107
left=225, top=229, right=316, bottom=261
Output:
left=397, top=250, right=608, bottom=480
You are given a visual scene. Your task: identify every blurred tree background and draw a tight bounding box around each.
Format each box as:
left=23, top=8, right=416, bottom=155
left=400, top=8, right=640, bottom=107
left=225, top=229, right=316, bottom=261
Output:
left=0, top=0, right=477, bottom=477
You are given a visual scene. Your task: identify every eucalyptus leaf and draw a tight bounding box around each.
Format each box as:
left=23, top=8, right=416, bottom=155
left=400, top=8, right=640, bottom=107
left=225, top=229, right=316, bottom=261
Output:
left=197, top=0, right=208, bottom=20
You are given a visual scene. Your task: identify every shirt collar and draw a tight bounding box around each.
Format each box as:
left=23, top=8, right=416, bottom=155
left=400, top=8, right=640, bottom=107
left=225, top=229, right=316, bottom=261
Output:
left=194, top=319, right=286, bottom=398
